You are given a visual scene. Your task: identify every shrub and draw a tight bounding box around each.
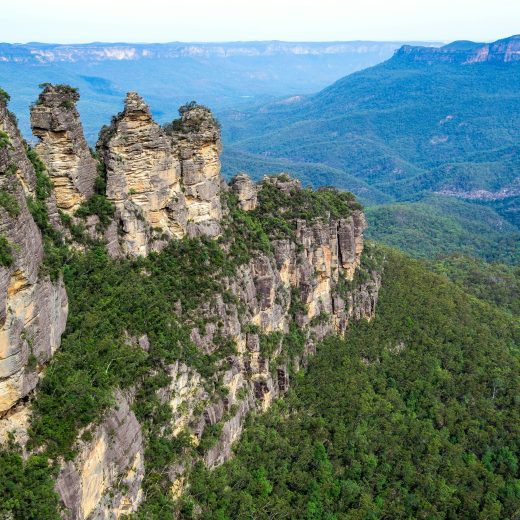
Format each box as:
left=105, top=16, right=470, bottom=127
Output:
left=0, top=235, right=14, bottom=267
left=0, top=189, right=20, bottom=217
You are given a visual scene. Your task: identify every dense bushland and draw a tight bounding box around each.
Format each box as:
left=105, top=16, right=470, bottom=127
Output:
left=185, top=249, right=520, bottom=519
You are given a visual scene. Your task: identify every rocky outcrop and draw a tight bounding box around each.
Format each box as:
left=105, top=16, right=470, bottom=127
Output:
left=396, top=35, right=520, bottom=64
left=56, top=391, right=144, bottom=520
left=165, top=175, right=379, bottom=477
left=30, top=84, right=97, bottom=214
left=171, top=103, right=223, bottom=237
left=1, top=85, right=382, bottom=519
left=230, top=173, right=257, bottom=211
left=97, top=94, right=223, bottom=256
left=0, top=95, right=68, bottom=416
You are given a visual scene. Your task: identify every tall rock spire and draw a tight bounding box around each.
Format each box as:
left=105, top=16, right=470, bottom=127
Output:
left=97, top=93, right=224, bottom=256
left=97, top=92, right=187, bottom=257
left=0, top=92, right=68, bottom=415
left=30, top=84, right=97, bottom=214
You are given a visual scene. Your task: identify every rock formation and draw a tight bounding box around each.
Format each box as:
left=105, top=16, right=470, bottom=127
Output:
left=97, top=94, right=223, bottom=256
left=230, top=172, right=257, bottom=211
left=56, top=391, right=144, bottom=519
left=170, top=102, right=223, bottom=237
left=0, top=94, right=68, bottom=416
left=30, top=84, right=97, bottom=214
left=396, top=34, right=520, bottom=64
left=0, top=87, right=382, bottom=519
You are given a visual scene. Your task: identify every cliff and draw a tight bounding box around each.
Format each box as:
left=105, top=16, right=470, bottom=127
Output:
left=0, top=86, right=381, bottom=519
left=97, top=94, right=222, bottom=256
left=0, top=92, right=68, bottom=417
left=30, top=84, right=97, bottom=214
left=395, top=34, right=520, bottom=64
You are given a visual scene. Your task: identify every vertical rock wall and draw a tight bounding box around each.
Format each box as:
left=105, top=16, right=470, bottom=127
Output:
left=0, top=96, right=68, bottom=416
left=98, top=93, right=224, bottom=256
left=30, top=84, right=97, bottom=214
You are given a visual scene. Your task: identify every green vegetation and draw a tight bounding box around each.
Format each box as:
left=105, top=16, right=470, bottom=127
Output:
left=186, top=249, right=520, bottom=519
left=25, top=146, right=69, bottom=280
left=74, top=190, right=115, bottom=230
left=0, top=87, right=10, bottom=103
left=220, top=52, right=520, bottom=265
left=252, top=178, right=361, bottom=239
left=432, top=254, right=520, bottom=316
left=222, top=57, right=520, bottom=202
left=163, top=101, right=221, bottom=135
left=0, top=234, right=14, bottom=267
left=366, top=195, right=520, bottom=264
left=0, top=189, right=20, bottom=216
left=0, top=445, right=60, bottom=520
left=38, top=83, right=79, bottom=98
left=0, top=129, right=12, bottom=149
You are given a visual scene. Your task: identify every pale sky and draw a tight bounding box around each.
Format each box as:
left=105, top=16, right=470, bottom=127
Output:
left=1, top=0, right=519, bottom=44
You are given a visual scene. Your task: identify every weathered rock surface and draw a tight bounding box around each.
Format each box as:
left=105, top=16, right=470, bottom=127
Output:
left=30, top=84, right=97, bottom=214
left=2, top=85, right=381, bottom=519
left=163, top=175, right=380, bottom=480
left=98, top=94, right=224, bottom=256
left=230, top=172, right=257, bottom=211
left=56, top=391, right=144, bottom=520
left=171, top=103, right=223, bottom=237
left=97, top=92, right=186, bottom=256
left=0, top=96, right=68, bottom=416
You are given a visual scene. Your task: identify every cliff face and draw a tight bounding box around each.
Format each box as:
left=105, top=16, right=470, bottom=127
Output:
left=0, top=96, right=68, bottom=416
left=57, top=391, right=144, bottom=520
left=97, top=94, right=222, bottom=256
left=0, top=87, right=382, bottom=520
left=30, top=84, right=97, bottom=214
left=396, top=35, right=520, bottom=64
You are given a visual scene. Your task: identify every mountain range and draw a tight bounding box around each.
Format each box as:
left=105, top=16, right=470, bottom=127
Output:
left=219, top=35, right=520, bottom=262
left=0, top=40, right=440, bottom=142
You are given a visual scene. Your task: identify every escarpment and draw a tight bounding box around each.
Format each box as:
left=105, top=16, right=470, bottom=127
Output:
left=0, top=93, right=68, bottom=417
left=0, top=86, right=382, bottom=520
left=30, top=84, right=97, bottom=214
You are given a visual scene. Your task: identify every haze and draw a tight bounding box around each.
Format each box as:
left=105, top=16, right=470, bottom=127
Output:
left=2, top=0, right=519, bottom=44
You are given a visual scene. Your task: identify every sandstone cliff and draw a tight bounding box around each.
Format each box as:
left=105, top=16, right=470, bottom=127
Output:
left=396, top=34, right=520, bottom=64
left=97, top=94, right=222, bottom=256
left=30, top=84, right=97, bottom=214
left=0, top=87, right=382, bottom=520
left=0, top=94, right=68, bottom=417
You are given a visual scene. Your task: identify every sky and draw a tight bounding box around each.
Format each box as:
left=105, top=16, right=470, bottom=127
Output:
left=1, top=0, right=519, bottom=44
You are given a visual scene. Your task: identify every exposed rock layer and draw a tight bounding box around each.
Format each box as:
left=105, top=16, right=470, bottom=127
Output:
left=0, top=97, right=68, bottom=416
left=56, top=391, right=144, bottom=520
left=30, top=84, right=97, bottom=213
left=397, top=34, right=520, bottom=64
left=0, top=87, right=380, bottom=519
left=97, top=94, right=223, bottom=256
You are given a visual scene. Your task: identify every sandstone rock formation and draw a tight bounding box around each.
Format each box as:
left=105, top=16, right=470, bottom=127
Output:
left=0, top=95, right=68, bottom=416
left=57, top=391, right=144, bottom=519
left=230, top=172, right=257, bottom=211
left=97, top=94, right=223, bottom=256
left=170, top=102, right=223, bottom=237
left=1, top=87, right=382, bottom=519
left=161, top=174, right=379, bottom=474
left=30, top=84, right=97, bottom=214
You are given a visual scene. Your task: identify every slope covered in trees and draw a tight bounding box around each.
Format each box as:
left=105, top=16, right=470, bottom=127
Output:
left=185, top=248, right=520, bottom=519
left=219, top=36, right=520, bottom=264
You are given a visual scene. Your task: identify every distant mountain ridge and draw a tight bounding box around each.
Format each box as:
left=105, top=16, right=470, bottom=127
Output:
left=395, top=34, right=520, bottom=64
left=0, top=40, right=440, bottom=142
left=0, top=40, right=441, bottom=63
left=218, top=35, right=520, bottom=263
left=220, top=34, right=520, bottom=202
